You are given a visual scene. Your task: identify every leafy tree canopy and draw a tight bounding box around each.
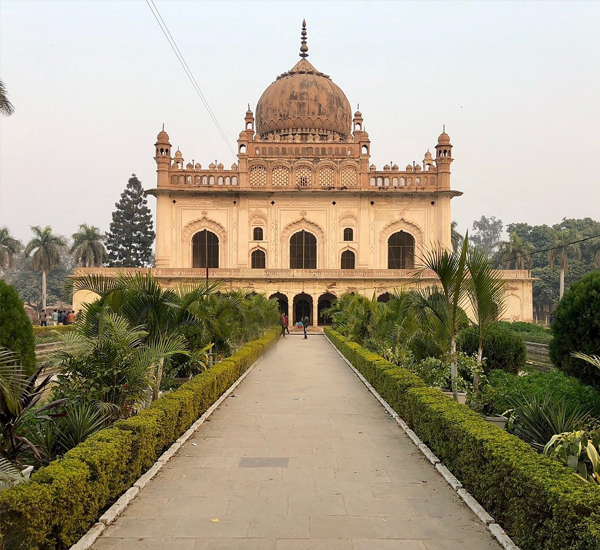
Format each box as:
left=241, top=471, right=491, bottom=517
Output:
left=470, top=216, right=503, bottom=258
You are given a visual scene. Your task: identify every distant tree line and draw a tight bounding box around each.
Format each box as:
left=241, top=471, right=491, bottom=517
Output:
left=0, top=175, right=155, bottom=311
left=466, top=215, right=600, bottom=321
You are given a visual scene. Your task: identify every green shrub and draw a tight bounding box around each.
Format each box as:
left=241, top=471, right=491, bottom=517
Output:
left=550, top=271, right=600, bottom=390
left=458, top=324, right=526, bottom=375
left=489, top=369, right=600, bottom=418
left=0, top=279, right=35, bottom=372
left=324, top=327, right=600, bottom=550
left=0, top=327, right=279, bottom=549
left=33, top=325, right=77, bottom=339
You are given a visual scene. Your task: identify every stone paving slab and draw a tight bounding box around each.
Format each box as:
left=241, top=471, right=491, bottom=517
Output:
left=92, top=335, right=501, bottom=550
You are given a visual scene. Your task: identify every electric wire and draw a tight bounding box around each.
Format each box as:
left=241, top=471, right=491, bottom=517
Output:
left=145, top=0, right=236, bottom=158
left=498, top=233, right=600, bottom=266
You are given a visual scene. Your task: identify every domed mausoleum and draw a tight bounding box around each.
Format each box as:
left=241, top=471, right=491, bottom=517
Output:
left=74, top=22, right=533, bottom=323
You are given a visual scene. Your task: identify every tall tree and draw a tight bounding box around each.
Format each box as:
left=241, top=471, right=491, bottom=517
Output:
left=451, top=221, right=463, bottom=253
left=106, top=175, right=155, bottom=268
left=497, top=232, right=535, bottom=269
left=0, top=79, right=14, bottom=116
left=470, top=215, right=503, bottom=258
left=549, top=229, right=581, bottom=299
left=24, top=226, right=66, bottom=311
left=466, top=246, right=507, bottom=390
left=413, top=233, right=471, bottom=401
left=0, top=227, right=22, bottom=272
left=70, top=224, right=107, bottom=267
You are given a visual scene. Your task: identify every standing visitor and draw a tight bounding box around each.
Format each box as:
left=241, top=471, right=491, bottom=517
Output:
left=283, top=313, right=290, bottom=334
left=67, top=310, right=76, bottom=324
left=39, top=309, right=47, bottom=327
left=301, top=313, right=309, bottom=339
left=280, top=312, right=287, bottom=338
left=52, top=309, right=58, bottom=326
left=63, top=311, right=69, bottom=326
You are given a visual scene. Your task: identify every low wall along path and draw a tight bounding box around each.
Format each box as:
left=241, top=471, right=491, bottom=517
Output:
left=92, top=334, right=501, bottom=550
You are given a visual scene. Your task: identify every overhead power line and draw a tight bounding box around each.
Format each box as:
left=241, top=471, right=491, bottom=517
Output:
left=501, top=233, right=600, bottom=265
left=145, top=0, right=236, bottom=158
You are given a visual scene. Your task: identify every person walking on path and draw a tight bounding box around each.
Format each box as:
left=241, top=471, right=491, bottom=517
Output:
left=39, top=309, right=47, bottom=327
left=280, top=312, right=287, bottom=338
left=284, top=313, right=290, bottom=334
left=301, top=313, right=309, bottom=339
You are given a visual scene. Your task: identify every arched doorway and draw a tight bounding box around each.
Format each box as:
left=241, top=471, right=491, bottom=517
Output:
left=318, top=293, right=336, bottom=325
left=290, top=230, right=317, bottom=269
left=377, top=292, right=390, bottom=304
left=192, top=230, right=219, bottom=268
left=269, top=292, right=288, bottom=317
left=293, top=293, right=312, bottom=325
left=388, top=231, right=415, bottom=269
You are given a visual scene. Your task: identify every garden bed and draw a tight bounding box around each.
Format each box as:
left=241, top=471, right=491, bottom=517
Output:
left=0, top=327, right=280, bottom=550
left=324, top=327, right=600, bottom=550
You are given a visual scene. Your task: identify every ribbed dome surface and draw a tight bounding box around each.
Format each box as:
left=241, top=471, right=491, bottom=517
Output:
left=255, top=58, right=352, bottom=139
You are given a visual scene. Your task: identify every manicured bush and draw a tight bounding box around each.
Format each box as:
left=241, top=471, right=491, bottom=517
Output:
left=458, top=324, right=526, bottom=375
left=497, top=321, right=553, bottom=345
left=0, top=327, right=279, bottom=550
left=489, top=368, right=600, bottom=418
left=550, top=271, right=600, bottom=390
left=324, top=327, right=600, bottom=550
left=0, top=279, right=35, bottom=372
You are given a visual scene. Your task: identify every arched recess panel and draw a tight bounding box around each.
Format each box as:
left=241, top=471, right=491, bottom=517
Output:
left=251, top=249, right=266, bottom=269
left=387, top=231, right=415, bottom=269
left=290, top=230, right=317, bottom=269
left=293, top=293, right=313, bottom=325
left=318, top=293, right=336, bottom=325
left=192, top=230, right=219, bottom=268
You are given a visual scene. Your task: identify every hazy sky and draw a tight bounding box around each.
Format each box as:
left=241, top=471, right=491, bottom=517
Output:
left=1, top=0, right=599, bottom=243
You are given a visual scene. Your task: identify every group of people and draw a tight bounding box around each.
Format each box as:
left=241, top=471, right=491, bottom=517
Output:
left=38, top=308, right=77, bottom=326
left=280, top=311, right=310, bottom=339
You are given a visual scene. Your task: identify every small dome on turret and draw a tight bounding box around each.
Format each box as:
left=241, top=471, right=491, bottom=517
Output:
left=392, top=164, right=399, bottom=171
left=174, top=149, right=183, bottom=159
left=156, top=127, right=170, bottom=142
left=424, top=150, right=433, bottom=160
left=405, top=164, right=413, bottom=171
left=383, top=164, right=390, bottom=171
left=437, top=131, right=451, bottom=145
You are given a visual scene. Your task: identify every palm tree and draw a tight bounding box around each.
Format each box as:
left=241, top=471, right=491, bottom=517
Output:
left=24, top=226, right=66, bottom=311
left=0, top=79, right=14, bottom=116
left=70, top=224, right=107, bottom=267
left=451, top=221, right=463, bottom=253
left=413, top=233, right=471, bottom=401
left=498, top=232, right=535, bottom=269
left=466, top=247, right=507, bottom=390
left=549, top=229, right=581, bottom=299
left=72, top=272, right=219, bottom=400
left=0, top=227, right=22, bottom=271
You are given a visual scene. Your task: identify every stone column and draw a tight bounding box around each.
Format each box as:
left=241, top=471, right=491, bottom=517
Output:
left=312, top=296, right=319, bottom=327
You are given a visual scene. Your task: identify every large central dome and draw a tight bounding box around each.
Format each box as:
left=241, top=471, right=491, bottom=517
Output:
left=255, top=22, right=352, bottom=140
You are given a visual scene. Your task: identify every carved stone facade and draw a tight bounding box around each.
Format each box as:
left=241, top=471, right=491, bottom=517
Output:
left=74, top=22, right=533, bottom=323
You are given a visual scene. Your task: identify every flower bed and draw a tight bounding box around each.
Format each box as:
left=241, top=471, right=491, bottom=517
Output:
left=0, top=327, right=279, bottom=550
left=324, top=327, right=600, bottom=550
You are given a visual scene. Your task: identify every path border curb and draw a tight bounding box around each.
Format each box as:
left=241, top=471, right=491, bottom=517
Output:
left=323, top=332, right=522, bottom=550
left=69, top=349, right=271, bottom=550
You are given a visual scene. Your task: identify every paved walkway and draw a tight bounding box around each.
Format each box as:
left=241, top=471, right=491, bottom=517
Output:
left=93, top=335, right=501, bottom=550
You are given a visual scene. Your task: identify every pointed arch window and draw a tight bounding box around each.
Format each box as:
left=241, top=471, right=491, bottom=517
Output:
left=388, top=231, right=415, bottom=269
left=251, top=249, right=266, bottom=269
left=253, top=227, right=263, bottom=241
left=343, top=228, right=353, bottom=241
left=341, top=250, right=355, bottom=269
left=192, top=230, right=219, bottom=268
left=290, top=230, right=317, bottom=269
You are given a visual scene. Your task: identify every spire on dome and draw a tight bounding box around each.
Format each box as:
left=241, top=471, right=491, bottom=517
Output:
left=300, top=19, right=308, bottom=58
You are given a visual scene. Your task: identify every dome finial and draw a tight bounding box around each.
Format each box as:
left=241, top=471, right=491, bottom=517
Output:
left=300, top=19, right=308, bottom=58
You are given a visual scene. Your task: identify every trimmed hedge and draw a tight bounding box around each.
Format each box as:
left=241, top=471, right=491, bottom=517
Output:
left=0, top=327, right=279, bottom=550
left=324, top=327, right=600, bottom=550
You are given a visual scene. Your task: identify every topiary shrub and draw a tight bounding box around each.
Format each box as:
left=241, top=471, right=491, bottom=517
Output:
left=0, top=279, right=35, bottom=372
left=550, top=270, right=600, bottom=391
left=458, top=324, right=526, bottom=375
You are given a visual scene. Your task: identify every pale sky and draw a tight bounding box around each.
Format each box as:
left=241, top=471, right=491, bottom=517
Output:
left=1, top=0, right=599, bottom=244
